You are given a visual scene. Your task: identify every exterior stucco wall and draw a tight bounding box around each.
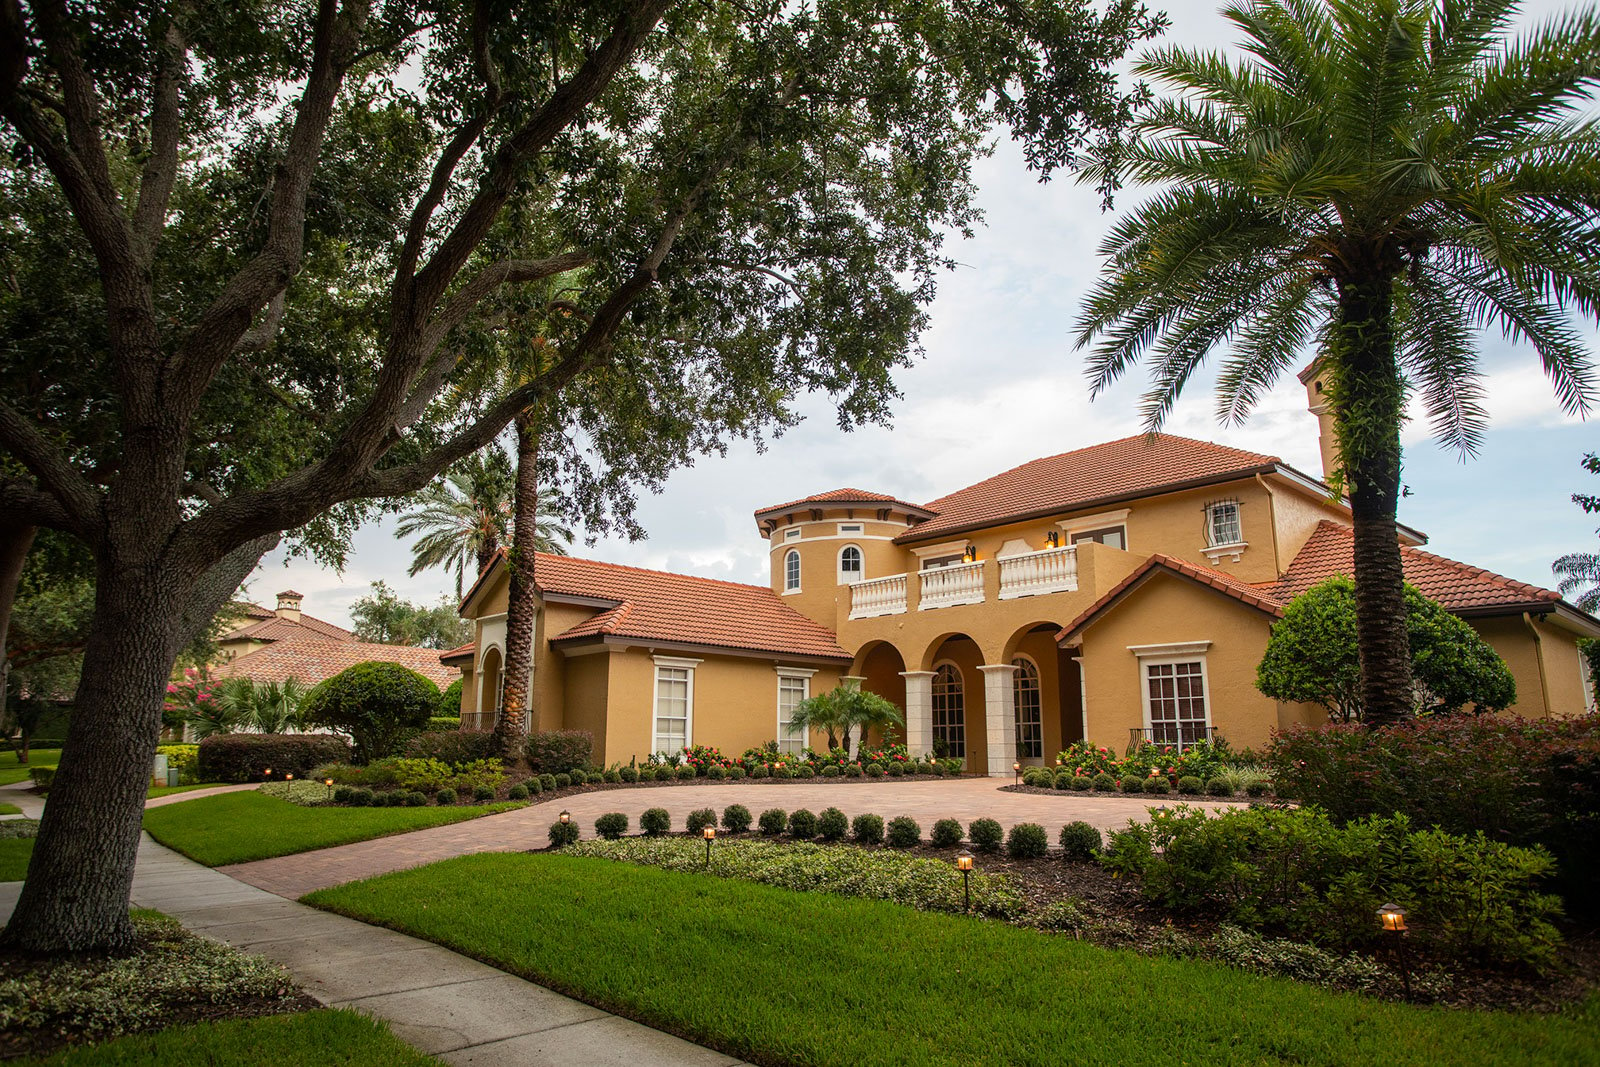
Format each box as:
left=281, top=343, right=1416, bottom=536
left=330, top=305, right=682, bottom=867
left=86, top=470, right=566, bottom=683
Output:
left=561, top=650, right=611, bottom=758
left=1473, top=615, right=1593, bottom=719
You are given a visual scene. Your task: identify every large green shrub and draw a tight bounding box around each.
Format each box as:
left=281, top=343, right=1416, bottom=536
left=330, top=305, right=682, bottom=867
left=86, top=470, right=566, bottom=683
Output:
left=1103, top=805, right=1563, bottom=970
left=405, top=729, right=493, bottom=765
left=686, top=808, right=717, bottom=834
left=596, top=812, right=630, bottom=839
left=1058, top=821, right=1102, bottom=860
left=758, top=808, right=788, bottom=836
left=196, top=734, right=351, bottom=782
left=817, top=807, right=848, bottom=841
left=436, top=678, right=464, bottom=718
left=787, top=808, right=819, bottom=840
left=641, top=808, right=671, bottom=836
left=525, top=730, right=592, bottom=774
left=851, top=813, right=884, bottom=844
left=299, top=662, right=439, bottom=764
left=930, top=818, right=964, bottom=848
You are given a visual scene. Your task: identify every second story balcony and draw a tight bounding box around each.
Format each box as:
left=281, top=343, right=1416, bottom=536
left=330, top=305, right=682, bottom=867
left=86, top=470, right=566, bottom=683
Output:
left=847, top=544, right=1080, bottom=619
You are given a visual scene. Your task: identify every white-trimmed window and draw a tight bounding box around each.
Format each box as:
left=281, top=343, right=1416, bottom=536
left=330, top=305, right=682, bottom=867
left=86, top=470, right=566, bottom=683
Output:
left=932, top=662, right=966, bottom=758
left=776, top=669, right=814, bottom=755
left=838, top=545, right=863, bottom=584
left=1071, top=526, right=1126, bottom=551
left=1012, top=656, right=1043, bottom=758
left=838, top=522, right=864, bottom=535
left=1144, top=658, right=1209, bottom=750
left=784, top=548, right=801, bottom=592
left=1206, top=500, right=1243, bottom=547
left=783, top=527, right=802, bottom=541
left=652, top=657, right=699, bottom=754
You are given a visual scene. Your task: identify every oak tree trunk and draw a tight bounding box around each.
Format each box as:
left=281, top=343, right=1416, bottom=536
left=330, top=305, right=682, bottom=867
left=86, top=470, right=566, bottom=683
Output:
left=493, top=412, right=540, bottom=761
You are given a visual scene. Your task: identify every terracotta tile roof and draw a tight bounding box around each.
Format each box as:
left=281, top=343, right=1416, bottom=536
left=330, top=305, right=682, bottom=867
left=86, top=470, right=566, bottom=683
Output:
left=898, top=433, right=1281, bottom=543
left=237, top=601, right=276, bottom=620
left=754, top=487, right=932, bottom=519
left=1058, top=553, right=1283, bottom=643
left=1268, top=521, right=1563, bottom=615
left=438, top=642, right=476, bottom=663
left=534, top=553, right=850, bottom=661
left=214, top=638, right=459, bottom=688
left=222, top=613, right=355, bottom=644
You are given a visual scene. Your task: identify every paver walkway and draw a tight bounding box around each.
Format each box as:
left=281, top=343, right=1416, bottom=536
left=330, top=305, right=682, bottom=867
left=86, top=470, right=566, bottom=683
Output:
left=224, top=777, right=1235, bottom=897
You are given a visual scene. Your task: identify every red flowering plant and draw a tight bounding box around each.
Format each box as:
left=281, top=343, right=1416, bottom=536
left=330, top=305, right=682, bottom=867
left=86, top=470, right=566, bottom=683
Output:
left=856, top=742, right=911, bottom=765
left=1056, top=741, right=1120, bottom=778
left=681, top=744, right=735, bottom=774
left=163, top=666, right=228, bottom=736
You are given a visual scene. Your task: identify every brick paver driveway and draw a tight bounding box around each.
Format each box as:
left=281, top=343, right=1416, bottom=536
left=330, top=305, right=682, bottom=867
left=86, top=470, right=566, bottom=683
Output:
left=223, top=777, right=1236, bottom=899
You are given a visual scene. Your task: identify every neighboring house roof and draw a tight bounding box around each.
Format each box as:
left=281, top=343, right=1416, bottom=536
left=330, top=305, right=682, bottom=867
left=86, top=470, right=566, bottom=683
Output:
left=222, top=614, right=355, bottom=645
left=897, top=434, right=1284, bottom=544
left=438, top=642, right=475, bottom=665
left=753, top=487, right=934, bottom=522
left=1058, top=553, right=1285, bottom=644
left=1267, top=521, right=1564, bottom=617
left=214, top=639, right=458, bottom=688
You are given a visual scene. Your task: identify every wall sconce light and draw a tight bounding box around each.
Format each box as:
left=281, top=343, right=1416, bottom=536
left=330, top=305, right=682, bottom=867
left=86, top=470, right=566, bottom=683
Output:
left=955, top=851, right=975, bottom=912
left=1045, top=531, right=1060, bottom=549
left=962, top=544, right=977, bottom=562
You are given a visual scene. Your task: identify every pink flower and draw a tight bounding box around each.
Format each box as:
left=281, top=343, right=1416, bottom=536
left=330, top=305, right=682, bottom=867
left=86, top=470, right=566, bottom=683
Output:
left=166, top=684, right=177, bottom=693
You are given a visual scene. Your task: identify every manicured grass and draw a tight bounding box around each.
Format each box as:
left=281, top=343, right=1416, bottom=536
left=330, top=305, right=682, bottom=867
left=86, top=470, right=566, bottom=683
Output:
left=20, top=1008, right=440, bottom=1065
left=143, top=790, right=522, bottom=866
left=309, top=853, right=1600, bottom=1067
left=0, top=801, right=21, bottom=815
left=0, top=837, right=33, bottom=880
left=0, top=749, right=60, bottom=787
left=146, top=782, right=226, bottom=799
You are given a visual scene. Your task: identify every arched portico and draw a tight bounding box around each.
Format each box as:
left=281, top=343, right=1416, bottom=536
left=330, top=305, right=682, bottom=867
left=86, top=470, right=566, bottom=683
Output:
left=476, top=645, right=503, bottom=731
left=998, top=622, right=1084, bottom=766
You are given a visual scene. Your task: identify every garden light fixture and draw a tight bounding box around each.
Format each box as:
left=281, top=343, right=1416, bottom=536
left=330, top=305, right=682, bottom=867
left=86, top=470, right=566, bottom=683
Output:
left=285, top=773, right=293, bottom=782
left=703, top=825, right=715, bottom=868
left=1013, top=761, right=1021, bottom=787
left=262, top=767, right=271, bottom=780
left=559, top=810, right=570, bottom=824
left=955, top=851, right=974, bottom=913
left=1378, top=903, right=1412, bottom=997
left=324, top=777, right=334, bottom=800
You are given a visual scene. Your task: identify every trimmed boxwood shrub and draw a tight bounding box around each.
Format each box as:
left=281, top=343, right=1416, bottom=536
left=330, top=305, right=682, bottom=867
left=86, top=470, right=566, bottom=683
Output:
left=749, top=764, right=770, bottom=779
left=788, top=808, right=819, bottom=839
left=851, top=813, right=884, bottom=844
left=1120, top=776, right=1145, bottom=794
left=1206, top=777, right=1234, bottom=797
left=821, top=764, right=840, bottom=778
left=197, top=734, right=351, bottom=783
left=554, top=773, right=572, bottom=789
left=865, top=763, right=886, bottom=778
left=771, top=764, right=792, bottom=780
left=818, top=807, right=848, bottom=841
left=1006, top=822, right=1049, bottom=859
left=931, top=818, right=964, bottom=848
left=348, top=788, right=374, bottom=806
left=548, top=820, right=579, bottom=848
left=507, top=783, right=529, bottom=801
left=1059, top=820, right=1103, bottom=860
left=886, top=816, right=920, bottom=848
left=686, top=808, right=717, bottom=833
left=1053, top=773, right=1074, bottom=791
left=300, top=662, right=439, bottom=764
left=722, top=804, right=753, bottom=833
left=844, top=764, right=864, bottom=778
left=1177, top=775, right=1204, bottom=795
left=404, top=790, right=427, bottom=807
left=603, top=769, right=621, bottom=784
left=1070, top=775, right=1093, bottom=792
left=587, top=772, right=604, bottom=785
left=968, top=818, right=1003, bottom=853
left=797, top=765, right=816, bottom=779
left=758, top=808, right=788, bottom=836
left=538, top=773, right=557, bottom=792
left=525, top=730, right=593, bottom=774
left=425, top=716, right=461, bottom=732
left=404, top=729, right=493, bottom=765
left=676, top=765, right=696, bottom=781
left=1091, top=773, right=1116, bottom=792
left=1144, top=776, right=1170, bottom=795
left=437, top=677, right=464, bottom=718
left=728, top=766, right=747, bottom=780
left=473, top=785, right=494, bottom=802
left=619, top=765, right=639, bottom=784
left=886, top=762, right=904, bottom=778
left=528, top=778, right=543, bottom=796
left=641, top=807, right=671, bottom=835
left=707, top=765, right=726, bottom=780
left=930, top=762, right=948, bottom=777
left=1245, top=779, right=1271, bottom=797
left=595, top=812, right=629, bottom=839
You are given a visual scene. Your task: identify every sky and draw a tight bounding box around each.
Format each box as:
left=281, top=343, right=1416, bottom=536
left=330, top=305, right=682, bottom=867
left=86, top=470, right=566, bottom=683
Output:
left=250, top=0, right=1600, bottom=629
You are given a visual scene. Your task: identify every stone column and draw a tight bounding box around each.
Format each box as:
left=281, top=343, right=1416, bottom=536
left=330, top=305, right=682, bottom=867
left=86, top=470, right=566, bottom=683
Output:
left=900, top=671, right=935, bottom=757
left=978, top=664, right=1019, bottom=778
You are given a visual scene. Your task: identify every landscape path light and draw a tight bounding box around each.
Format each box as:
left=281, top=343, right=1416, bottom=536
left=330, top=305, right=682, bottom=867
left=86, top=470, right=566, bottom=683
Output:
left=1378, top=903, right=1411, bottom=998
left=285, top=772, right=293, bottom=783
left=955, top=851, right=975, bottom=913
left=1013, top=761, right=1021, bottom=787
left=324, top=777, right=334, bottom=801
left=559, top=810, right=571, bottom=824
left=703, top=825, right=715, bottom=868
left=262, top=766, right=272, bottom=781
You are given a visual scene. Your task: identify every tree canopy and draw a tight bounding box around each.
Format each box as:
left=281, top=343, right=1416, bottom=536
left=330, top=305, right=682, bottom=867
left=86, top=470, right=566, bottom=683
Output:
left=348, top=580, right=471, bottom=649
left=1553, top=452, right=1600, bottom=613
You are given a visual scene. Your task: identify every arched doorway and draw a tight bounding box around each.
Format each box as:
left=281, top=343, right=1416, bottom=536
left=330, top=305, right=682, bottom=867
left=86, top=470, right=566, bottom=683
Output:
left=476, top=646, right=503, bottom=731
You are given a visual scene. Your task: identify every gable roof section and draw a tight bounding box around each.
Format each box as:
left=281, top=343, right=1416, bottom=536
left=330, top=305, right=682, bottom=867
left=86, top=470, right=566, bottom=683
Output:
left=1269, top=521, right=1563, bottom=616
left=1058, top=553, right=1284, bottom=644
left=753, top=488, right=934, bottom=522
left=213, top=639, right=458, bottom=688
left=898, top=434, right=1282, bottom=544
left=222, top=614, right=355, bottom=644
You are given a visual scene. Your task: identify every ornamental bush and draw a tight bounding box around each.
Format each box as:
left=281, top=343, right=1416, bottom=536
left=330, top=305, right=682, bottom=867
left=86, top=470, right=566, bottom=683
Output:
left=525, top=730, right=593, bottom=774
left=750, top=764, right=770, bottom=779
left=1006, top=822, right=1049, bottom=859
left=676, top=765, right=696, bottom=781
left=404, top=729, right=493, bottom=765
left=728, top=766, right=747, bottom=780
left=852, top=813, right=885, bottom=844
left=507, top=783, right=529, bottom=801
left=436, top=678, right=464, bottom=718
left=818, top=807, right=849, bottom=841
left=758, top=808, right=788, bottom=836
left=707, top=765, right=726, bottom=780
left=1143, top=776, right=1170, bottom=794
left=686, top=808, right=717, bottom=833
left=887, top=762, right=904, bottom=777
left=619, top=765, right=639, bottom=784
left=1053, top=773, right=1074, bottom=791
left=722, top=804, right=753, bottom=833
left=886, top=816, right=921, bottom=848
left=640, top=807, right=671, bottom=836
left=538, top=773, right=557, bottom=792
left=1206, top=777, right=1233, bottom=797
left=472, top=785, right=494, bottom=802
left=1177, top=775, right=1203, bottom=795
left=299, top=662, right=439, bottom=764
left=788, top=808, right=819, bottom=839
left=603, top=769, right=621, bottom=784
left=968, top=818, right=1003, bottom=853
left=1070, top=775, right=1093, bottom=792
left=798, top=765, right=816, bottom=779
left=845, top=764, right=864, bottom=778
left=197, top=734, right=351, bottom=783
left=1091, top=773, right=1116, bottom=792
left=595, top=812, right=629, bottom=839
left=1058, top=820, right=1102, bottom=860
left=1119, top=776, right=1144, bottom=794
left=865, top=763, right=886, bottom=778
left=821, top=764, right=840, bottom=777
left=931, top=818, right=964, bottom=848
left=548, top=820, right=580, bottom=848
left=554, top=773, right=572, bottom=789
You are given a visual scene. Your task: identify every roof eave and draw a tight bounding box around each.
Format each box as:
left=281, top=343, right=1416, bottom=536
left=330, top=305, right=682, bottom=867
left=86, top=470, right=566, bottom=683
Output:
left=551, top=632, right=852, bottom=664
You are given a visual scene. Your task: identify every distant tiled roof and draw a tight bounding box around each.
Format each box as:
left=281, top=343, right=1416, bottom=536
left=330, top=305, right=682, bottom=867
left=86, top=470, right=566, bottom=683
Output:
left=1058, top=553, right=1284, bottom=643
left=536, top=554, right=849, bottom=660
left=214, top=639, right=458, bottom=688
left=1268, top=521, right=1563, bottom=615
left=754, top=487, right=932, bottom=519
left=236, top=601, right=276, bottom=620
left=898, top=434, right=1281, bottom=543
left=222, top=613, right=355, bottom=644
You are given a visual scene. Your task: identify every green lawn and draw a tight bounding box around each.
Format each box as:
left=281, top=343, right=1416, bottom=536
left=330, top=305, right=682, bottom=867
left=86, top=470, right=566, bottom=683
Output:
left=308, top=853, right=1600, bottom=1067
left=146, top=782, right=226, bottom=799
left=0, top=749, right=60, bottom=787
left=0, top=837, right=33, bottom=880
left=143, top=791, right=523, bottom=866
left=20, top=1008, right=440, bottom=1065
left=0, top=802, right=21, bottom=815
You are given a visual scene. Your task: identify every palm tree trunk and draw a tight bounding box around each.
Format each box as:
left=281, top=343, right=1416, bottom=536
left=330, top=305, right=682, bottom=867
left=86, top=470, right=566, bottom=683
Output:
left=493, top=412, right=540, bottom=761
left=1330, top=267, right=1413, bottom=727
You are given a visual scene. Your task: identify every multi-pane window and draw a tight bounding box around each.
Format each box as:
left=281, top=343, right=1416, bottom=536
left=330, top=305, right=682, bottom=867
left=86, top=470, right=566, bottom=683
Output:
left=1145, top=660, right=1208, bottom=749
left=777, top=674, right=809, bottom=754
left=653, top=666, right=692, bottom=754
left=932, top=663, right=966, bottom=758
left=839, top=545, right=863, bottom=584
left=1206, top=501, right=1243, bottom=547
left=1012, top=657, right=1043, bottom=758
left=784, top=549, right=801, bottom=591
left=1071, top=526, right=1126, bottom=550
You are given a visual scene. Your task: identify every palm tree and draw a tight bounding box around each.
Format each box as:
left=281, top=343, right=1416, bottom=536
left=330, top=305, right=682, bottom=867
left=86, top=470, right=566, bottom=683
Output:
left=788, top=686, right=906, bottom=754
left=1553, top=453, right=1600, bottom=611
left=1074, top=0, right=1599, bottom=725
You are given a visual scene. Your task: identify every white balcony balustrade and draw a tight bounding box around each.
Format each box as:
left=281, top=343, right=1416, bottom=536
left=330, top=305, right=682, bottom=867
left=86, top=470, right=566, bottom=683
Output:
left=918, top=560, right=985, bottom=610
left=998, top=545, right=1078, bottom=599
left=849, top=573, right=908, bottom=618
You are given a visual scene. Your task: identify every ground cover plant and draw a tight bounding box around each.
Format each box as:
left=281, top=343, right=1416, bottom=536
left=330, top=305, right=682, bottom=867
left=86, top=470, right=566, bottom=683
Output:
left=142, top=791, right=519, bottom=866
left=307, top=852, right=1600, bottom=1066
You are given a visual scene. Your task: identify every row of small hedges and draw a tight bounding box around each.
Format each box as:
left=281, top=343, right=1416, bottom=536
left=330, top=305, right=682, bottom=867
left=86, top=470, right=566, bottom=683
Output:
left=426, top=717, right=461, bottom=732
left=1267, top=717, right=1600, bottom=904
left=196, top=734, right=351, bottom=782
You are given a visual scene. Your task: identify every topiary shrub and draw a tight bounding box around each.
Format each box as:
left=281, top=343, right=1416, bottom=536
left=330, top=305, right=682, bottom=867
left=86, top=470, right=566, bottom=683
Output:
left=404, top=790, right=427, bottom=807
left=845, top=764, right=864, bottom=778
left=1120, top=776, right=1145, bottom=794
left=1091, top=773, right=1116, bottom=792
left=1177, top=776, right=1203, bottom=795
left=771, top=764, right=792, bottom=780
left=886, top=816, right=921, bottom=848
left=473, top=785, right=494, bottom=802
left=1053, top=773, right=1074, bottom=791
left=595, top=812, right=629, bottom=839
left=818, top=807, right=848, bottom=841
left=641, top=807, right=671, bottom=836
left=1070, top=775, right=1093, bottom=792
left=821, top=764, right=840, bottom=778
left=539, top=773, right=557, bottom=792
left=507, top=783, right=529, bottom=801
left=527, top=777, right=543, bottom=796
left=707, top=765, right=726, bottom=780
left=1006, top=822, right=1049, bottom=859
left=349, top=788, right=374, bottom=806
left=548, top=819, right=579, bottom=848
left=758, top=808, right=788, bottom=836
left=788, top=808, right=819, bottom=839
left=619, top=765, right=639, bottom=784
left=686, top=808, right=717, bottom=834
left=797, top=764, right=816, bottom=779
left=333, top=786, right=354, bottom=804
left=930, top=761, right=948, bottom=777
left=931, top=818, right=964, bottom=848
left=1059, top=820, right=1103, bottom=860
left=1206, top=777, right=1234, bottom=797
left=554, top=773, right=572, bottom=789
left=404, top=729, right=493, bottom=765
left=1144, top=776, right=1170, bottom=795
left=1245, top=779, right=1271, bottom=797
left=722, top=804, right=753, bottom=834
left=728, top=766, right=747, bottom=780
left=603, top=769, right=621, bottom=784
left=525, top=730, right=593, bottom=775
left=676, top=765, right=695, bottom=781
left=587, top=772, right=604, bottom=785
left=197, top=734, right=351, bottom=783
left=299, top=662, right=439, bottom=764
left=851, top=813, right=884, bottom=844
left=749, top=764, right=770, bottom=779
left=865, top=763, right=886, bottom=778
left=436, top=677, right=464, bottom=718
left=969, top=818, right=1003, bottom=853
left=887, top=762, right=904, bottom=777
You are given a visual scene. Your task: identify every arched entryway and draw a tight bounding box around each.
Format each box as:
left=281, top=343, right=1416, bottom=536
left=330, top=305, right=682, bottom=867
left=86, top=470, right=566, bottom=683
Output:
left=475, top=646, right=503, bottom=731
left=1001, top=622, right=1083, bottom=766
left=850, top=641, right=908, bottom=752
left=915, top=632, right=985, bottom=773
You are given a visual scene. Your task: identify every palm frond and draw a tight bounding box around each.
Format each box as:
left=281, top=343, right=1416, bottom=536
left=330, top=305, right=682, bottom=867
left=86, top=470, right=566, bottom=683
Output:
left=1395, top=267, right=1488, bottom=456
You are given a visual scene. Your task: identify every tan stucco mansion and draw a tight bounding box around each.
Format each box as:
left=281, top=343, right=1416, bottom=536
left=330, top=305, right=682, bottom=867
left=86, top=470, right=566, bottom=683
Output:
left=446, top=378, right=1600, bottom=774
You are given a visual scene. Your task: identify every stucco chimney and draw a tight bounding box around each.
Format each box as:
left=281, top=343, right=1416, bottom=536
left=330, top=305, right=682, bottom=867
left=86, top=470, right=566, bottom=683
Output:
left=275, top=590, right=303, bottom=622
left=1298, top=362, right=1339, bottom=483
